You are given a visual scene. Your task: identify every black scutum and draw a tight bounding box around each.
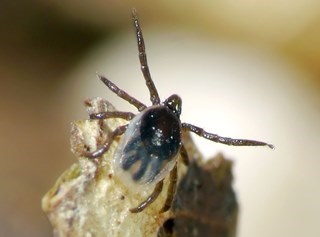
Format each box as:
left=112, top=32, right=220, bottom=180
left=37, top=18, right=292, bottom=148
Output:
left=140, top=106, right=181, bottom=161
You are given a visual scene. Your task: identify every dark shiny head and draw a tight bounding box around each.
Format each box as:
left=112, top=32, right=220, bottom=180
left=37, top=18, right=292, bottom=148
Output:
left=164, top=94, right=182, bottom=118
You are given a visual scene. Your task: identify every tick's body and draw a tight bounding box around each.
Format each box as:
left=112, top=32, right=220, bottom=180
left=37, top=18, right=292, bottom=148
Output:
left=85, top=9, right=273, bottom=213
left=114, top=103, right=181, bottom=185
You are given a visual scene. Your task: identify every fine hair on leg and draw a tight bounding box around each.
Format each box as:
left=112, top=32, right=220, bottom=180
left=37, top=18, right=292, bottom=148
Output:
left=182, top=123, right=274, bottom=148
left=89, top=111, right=135, bottom=120
left=132, top=9, right=161, bottom=105
left=98, top=75, right=147, bottom=111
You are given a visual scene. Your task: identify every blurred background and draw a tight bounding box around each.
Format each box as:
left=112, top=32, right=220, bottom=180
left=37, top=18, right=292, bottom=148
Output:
left=1, top=1, right=319, bottom=236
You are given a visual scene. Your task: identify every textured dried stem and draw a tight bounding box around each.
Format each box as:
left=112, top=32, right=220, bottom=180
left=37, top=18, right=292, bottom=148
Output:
left=42, top=97, right=238, bottom=237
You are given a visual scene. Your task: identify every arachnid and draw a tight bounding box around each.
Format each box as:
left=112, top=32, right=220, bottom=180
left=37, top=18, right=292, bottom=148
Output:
left=84, top=9, right=273, bottom=214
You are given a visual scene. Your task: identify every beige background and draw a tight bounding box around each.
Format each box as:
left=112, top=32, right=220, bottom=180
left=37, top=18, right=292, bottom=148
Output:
left=1, top=1, right=319, bottom=236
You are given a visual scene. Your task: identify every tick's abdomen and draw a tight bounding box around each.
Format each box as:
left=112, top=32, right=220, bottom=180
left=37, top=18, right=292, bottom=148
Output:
left=113, top=105, right=181, bottom=185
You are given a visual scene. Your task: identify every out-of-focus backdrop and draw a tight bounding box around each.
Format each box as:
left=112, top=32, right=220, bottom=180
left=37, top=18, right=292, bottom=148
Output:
left=1, top=1, right=319, bottom=237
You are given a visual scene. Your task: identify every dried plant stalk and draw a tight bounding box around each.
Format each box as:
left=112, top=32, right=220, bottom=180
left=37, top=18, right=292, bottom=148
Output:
left=42, top=98, right=238, bottom=237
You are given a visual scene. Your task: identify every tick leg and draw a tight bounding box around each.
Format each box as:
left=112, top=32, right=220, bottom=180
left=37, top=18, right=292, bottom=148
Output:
left=132, top=9, right=161, bottom=105
left=160, top=163, right=178, bottom=213
left=180, top=144, right=189, bottom=166
left=83, top=125, right=128, bottom=159
left=130, top=180, right=164, bottom=213
left=90, top=111, right=135, bottom=120
left=98, top=75, right=147, bottom=111
left=182, top=123, right=274, bottom=148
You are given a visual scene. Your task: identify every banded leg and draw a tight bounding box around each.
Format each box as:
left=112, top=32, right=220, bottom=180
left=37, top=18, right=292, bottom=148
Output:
left=98, top=75, right=147, bottom=111
left=130, top=180, right=164, bottom=213
left=90, top=111, right=135, bottom=120
left=132, top=9, right=161, bottom=105
left=83, top=125, right=128, bottom=159
left=182, top=123, right=274, bottom=149
left=160, top=163, right=178, bottom=213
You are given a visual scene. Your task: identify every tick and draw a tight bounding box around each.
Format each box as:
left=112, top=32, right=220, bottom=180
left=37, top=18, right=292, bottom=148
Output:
left=84, top=9, right=273, bottom=213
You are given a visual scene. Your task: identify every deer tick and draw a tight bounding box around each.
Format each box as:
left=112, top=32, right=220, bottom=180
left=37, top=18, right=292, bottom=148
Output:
left=84, top=9, right=273, bottom=213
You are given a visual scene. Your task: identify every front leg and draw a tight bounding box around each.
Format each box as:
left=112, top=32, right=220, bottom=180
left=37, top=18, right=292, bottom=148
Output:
left=90, top=111, right=135, bottom=120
